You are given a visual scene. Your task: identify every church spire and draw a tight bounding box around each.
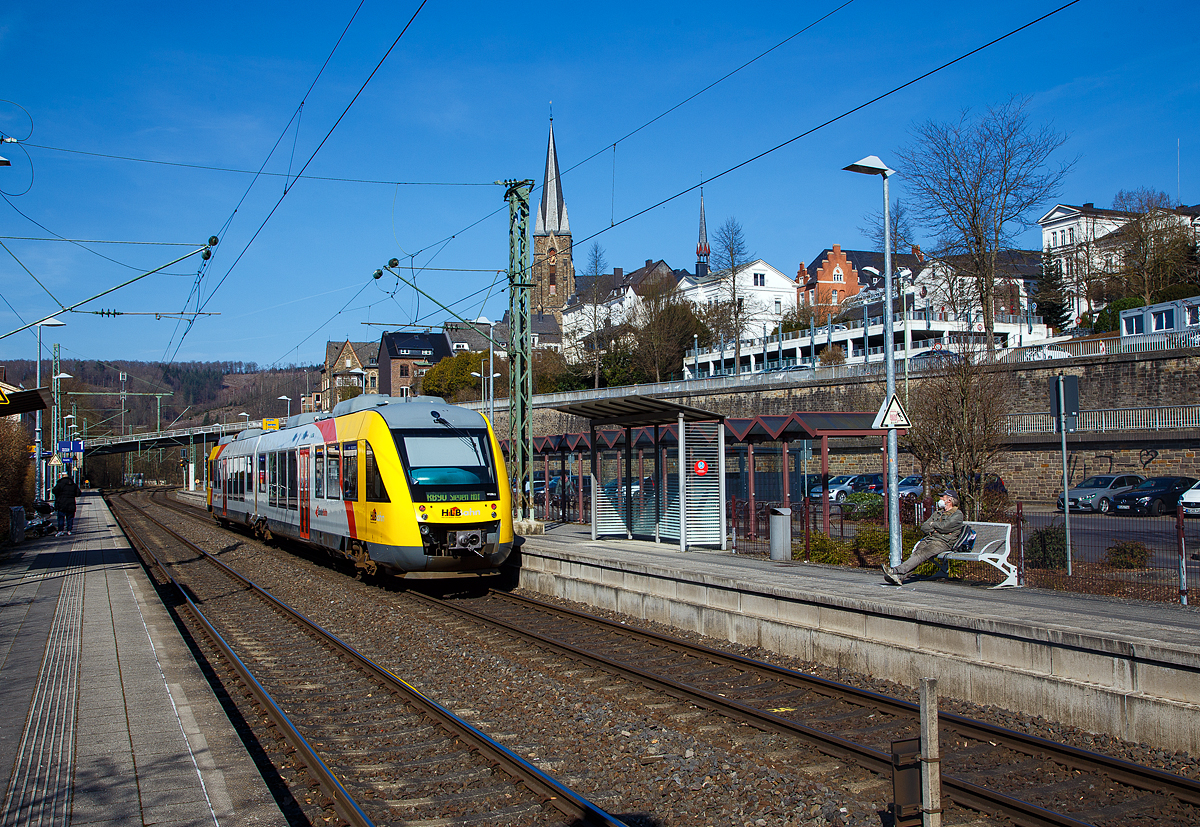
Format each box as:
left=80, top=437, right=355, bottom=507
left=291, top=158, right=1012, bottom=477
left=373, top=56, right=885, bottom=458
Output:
left=534, top=120, right=569, bottom=236
left=696, top=187, right=710, bottom=278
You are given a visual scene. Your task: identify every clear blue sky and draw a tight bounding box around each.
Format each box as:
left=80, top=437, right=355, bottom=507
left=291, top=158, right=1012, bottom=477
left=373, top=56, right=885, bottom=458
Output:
left=1, top=0, right=1196, bottom=368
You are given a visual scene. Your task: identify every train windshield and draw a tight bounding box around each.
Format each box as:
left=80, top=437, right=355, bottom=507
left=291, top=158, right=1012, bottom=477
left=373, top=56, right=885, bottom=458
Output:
left=392, top=428, right=497, bottom=502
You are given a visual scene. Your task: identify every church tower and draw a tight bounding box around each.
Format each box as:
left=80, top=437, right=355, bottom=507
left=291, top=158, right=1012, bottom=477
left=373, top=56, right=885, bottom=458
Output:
left=531, top=119, right=573, bottom=324
left=696, top=188, right=710, bottom=279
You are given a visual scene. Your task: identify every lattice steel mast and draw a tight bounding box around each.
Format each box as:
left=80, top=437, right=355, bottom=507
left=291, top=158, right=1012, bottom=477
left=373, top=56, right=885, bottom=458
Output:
left=500, top=178, right=534, bottom=518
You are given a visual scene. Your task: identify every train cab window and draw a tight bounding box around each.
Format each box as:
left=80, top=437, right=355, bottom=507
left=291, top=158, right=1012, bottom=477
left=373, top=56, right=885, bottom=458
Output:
left=342, top=441, right=358, bottom=501
left=325, top=443, right=340, bottom=500
left=314, top=446, right=324, bottom=498
left=287, top=451, right=298, bottom=510
left=258, top=454, right=267, bottom=494
left=364, top=441, right=389, bottom=503
left=268, top=453, right=278, bottom=508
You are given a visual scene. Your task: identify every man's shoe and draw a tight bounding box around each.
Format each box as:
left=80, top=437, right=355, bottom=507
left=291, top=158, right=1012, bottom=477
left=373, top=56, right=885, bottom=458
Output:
left=882, top=564, right=903, bottom=586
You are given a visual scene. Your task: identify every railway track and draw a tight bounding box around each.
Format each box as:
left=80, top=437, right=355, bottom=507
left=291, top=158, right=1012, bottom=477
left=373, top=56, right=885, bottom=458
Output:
left=149, top=489, right=1200, bottom=825
left=109, top=492, right=628, bottom=827
left=431, top=590, right=1200, bottom=827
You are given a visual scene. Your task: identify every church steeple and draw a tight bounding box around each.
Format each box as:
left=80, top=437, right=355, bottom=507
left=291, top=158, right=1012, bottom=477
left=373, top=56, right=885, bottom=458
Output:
left=696, top=188, right=710, bottom=279
left=534, top=119, right=569, bottom=236
left=530, top=117, right=573, bottom=324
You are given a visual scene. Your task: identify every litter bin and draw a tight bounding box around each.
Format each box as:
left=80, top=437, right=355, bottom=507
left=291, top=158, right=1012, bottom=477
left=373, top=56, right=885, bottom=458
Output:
left=769, top=507, right=792, bottom=561
left=9, top=506, right=26, bottom=545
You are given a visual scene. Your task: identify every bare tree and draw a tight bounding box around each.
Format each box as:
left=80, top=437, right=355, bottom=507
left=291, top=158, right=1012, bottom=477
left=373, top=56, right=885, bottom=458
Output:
left=572, top=242, right=614, bottom=389
left=1110, top=187, right=1195, bottom=304
left=858, top=197, right=919, bottom=257
left=632, top=274, right=701, bottom=381
left=897, top=97, right=1073, bottom=352
left=710, top=217, right=759, bottom=375
left=902, top=346, right=1014, bottom=519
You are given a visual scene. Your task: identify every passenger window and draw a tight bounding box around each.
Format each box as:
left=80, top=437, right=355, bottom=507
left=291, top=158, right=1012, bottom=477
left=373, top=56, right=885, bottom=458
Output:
left=342, top=441, right=358, bottom=501
left=314, top=446, right=324, bottom=499
left=364, top=441, right=389, bottom=503
left=287, top=451, right=298, bottom=509
left=326, top=443, right=340, bottom=500
left=269, top=453, right=278, bottom=508
left=258, top=454, right=267, bottom=494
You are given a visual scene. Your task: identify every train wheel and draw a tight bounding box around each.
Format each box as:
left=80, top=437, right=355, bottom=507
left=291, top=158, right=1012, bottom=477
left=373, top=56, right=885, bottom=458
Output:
left=350, top=542, right=378, bottom=577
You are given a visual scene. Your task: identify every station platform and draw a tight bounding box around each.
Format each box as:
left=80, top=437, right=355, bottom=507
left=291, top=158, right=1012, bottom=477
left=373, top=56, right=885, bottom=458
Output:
left=0, top=492, right=287, bottom=827
left=517, top=522, right=1200, bottom=756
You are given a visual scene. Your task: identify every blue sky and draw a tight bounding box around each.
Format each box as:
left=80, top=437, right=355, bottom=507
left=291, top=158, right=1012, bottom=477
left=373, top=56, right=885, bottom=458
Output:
left=1, top=0, right=1197, bottom=367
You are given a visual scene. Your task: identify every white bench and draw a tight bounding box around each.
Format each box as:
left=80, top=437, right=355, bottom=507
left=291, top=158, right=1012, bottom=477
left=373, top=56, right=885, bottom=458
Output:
left=934, top=521, right=1019, bottom=589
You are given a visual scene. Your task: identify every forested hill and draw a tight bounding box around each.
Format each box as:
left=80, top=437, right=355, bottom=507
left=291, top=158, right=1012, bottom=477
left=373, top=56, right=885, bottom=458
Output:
left=0, top=358, right=319, bottom=434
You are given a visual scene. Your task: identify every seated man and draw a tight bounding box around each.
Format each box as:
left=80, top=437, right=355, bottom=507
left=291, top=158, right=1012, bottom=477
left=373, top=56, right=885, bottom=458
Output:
left=882, top=491, right=964, bottom=585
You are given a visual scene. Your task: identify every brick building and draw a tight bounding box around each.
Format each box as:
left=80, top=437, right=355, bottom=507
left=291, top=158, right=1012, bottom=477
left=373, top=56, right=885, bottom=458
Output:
left=531, top=120, right=574, bottom=326
left=313, top=340, right=379, bottom=412
left=378, top=330, right=454, bottom=398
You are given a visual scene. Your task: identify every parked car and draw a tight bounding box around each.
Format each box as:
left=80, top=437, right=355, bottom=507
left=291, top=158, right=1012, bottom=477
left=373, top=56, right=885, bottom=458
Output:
left=808, top=474, right=865, bottom=503
left=850, top=473, right=885, bottom=493
left=1181, top=480, right=1200, bottom=517
left=897, top=475, right=924, bottom=499
left=794, top=473, right=823, bottom=498
left=1111, top=476, right=1198, bottom=516
left=1056, top=474, right=1145, bottom=513
left=909, top=349, right=965, bottom=369
left=1020, top=345, right=1073, bottom=361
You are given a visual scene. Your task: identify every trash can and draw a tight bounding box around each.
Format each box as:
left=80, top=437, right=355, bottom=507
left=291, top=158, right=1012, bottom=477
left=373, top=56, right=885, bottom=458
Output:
left=769, top=507, right=792, bottom=561
left=9, top=506, right=26, bottom=545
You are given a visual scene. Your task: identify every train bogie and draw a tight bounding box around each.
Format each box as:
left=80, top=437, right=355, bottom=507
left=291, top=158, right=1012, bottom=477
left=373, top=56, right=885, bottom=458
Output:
left=208, top=395, right=513, bottom=577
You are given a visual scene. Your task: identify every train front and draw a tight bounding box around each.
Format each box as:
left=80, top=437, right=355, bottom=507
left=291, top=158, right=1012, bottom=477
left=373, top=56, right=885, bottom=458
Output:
left=379, top=400, right=513, bottom=574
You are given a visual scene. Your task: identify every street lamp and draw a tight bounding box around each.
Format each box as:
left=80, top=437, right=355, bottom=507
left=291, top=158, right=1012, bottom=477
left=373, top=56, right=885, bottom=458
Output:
left=278, top=396, right=291, bottom=418
left=34, top=317, right=65, bottom=498
left=238, top=412, right=250, bottom=427
left=470, top=371, right=501, bottom=421
left=844, top=155, right=902, bottom=569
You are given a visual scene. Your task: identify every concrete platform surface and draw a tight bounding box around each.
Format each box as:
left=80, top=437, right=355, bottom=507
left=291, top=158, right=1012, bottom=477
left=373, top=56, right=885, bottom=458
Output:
left=0, top=492, right=288, bottom=827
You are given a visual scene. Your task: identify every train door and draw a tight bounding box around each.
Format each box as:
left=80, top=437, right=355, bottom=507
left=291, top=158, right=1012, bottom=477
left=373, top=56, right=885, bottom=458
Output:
left=299, top=447, right=310, bottom=539
left=220, top=457, right=227, bottom=517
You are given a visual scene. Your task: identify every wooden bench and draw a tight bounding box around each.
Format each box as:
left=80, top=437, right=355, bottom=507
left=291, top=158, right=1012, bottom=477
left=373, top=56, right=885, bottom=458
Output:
left=934, top=521, right=1019, bottom=589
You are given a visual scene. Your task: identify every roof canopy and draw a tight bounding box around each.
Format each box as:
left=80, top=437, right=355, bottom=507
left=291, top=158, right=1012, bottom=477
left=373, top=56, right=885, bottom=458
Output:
left=553, top=395, right=723, bottom=428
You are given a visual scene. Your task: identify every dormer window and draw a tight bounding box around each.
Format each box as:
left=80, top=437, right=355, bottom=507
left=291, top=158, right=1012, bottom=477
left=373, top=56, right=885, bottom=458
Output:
left=832, top=266, right=845, bottom=283
left=345, top=358, right=352, bottom=367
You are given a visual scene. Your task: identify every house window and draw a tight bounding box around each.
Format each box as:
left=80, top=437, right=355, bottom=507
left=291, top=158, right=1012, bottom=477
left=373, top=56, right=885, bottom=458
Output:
left=831, top=289, right=839, bottom=305
left=1124, top=315, right=1144, bottom=335
left=369, top=376, right=376, bottom=389
left=807, top=290, right=814, bottom=306
left=398, top=365, right=409, bottom=378
left=1188, top=306, right=1199, bottom=326
left=753, top=273, right=765, bottom=286
left=453, top=342, right=468, bottom=351
left=1153, top=309, right=1175, bottom=331
left=1052, top=231, right=1058, bottom=247
left=832, top=266, right=844, bottom=283
left=775, top=298, right=782, bottom=315
left=345, top=357, right=352, bottom=367
left=1069, top=227, right=1075, bottom=244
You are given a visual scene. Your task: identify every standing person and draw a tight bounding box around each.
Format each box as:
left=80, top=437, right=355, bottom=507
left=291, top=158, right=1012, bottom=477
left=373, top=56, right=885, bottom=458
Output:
left=882, top=491, right=965, bottom=585
left=52, top=472, right=81, bottom=536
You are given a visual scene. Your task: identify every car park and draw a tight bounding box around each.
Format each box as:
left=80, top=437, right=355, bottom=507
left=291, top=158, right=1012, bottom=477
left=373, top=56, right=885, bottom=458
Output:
left=1110, top=476, right=1198, bottom=516
left=1056, top=474, right=1145, bottom=513
left=1181, top=480, right=1200, bottom=517
left=808, top=474, right=864, bottom=503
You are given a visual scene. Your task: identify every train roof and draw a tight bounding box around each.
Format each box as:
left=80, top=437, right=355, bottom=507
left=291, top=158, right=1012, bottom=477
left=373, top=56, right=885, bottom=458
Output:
left=332, top=393, right=488, bottom=431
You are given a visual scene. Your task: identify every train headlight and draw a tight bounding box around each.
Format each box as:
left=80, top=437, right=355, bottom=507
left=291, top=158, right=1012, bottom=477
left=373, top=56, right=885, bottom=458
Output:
left=420, top=523, right=431, bottom=535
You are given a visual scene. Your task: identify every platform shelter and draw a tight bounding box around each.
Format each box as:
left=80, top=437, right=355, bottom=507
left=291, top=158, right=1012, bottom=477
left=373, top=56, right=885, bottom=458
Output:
left=552, top=396, right=725, bottom=551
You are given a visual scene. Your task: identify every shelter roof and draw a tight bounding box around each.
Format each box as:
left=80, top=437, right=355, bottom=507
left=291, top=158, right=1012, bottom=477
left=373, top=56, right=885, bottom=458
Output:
left=553, top=395, right=722, bottom=427
left=0, top=387, right=50, bottom=415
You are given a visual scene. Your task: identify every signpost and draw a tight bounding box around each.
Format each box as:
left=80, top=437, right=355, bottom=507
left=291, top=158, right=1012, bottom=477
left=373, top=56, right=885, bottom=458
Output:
left=1052, top=375, right=1080, bottom=575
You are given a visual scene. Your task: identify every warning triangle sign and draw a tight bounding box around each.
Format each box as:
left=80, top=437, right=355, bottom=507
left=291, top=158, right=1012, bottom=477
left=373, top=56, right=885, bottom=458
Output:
left=872, top=394, right=911, bottom=429
left=0, top=386, right=8, bottom=405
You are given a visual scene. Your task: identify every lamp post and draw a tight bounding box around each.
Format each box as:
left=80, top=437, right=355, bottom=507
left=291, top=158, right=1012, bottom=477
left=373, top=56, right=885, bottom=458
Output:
left=278, top=395, right=291, bottom=418
left=844, top=155, right=902, bottom=568
left=34, top=317, right=65, bottom=499
left=52, top=370, right=72, bottom=488
left=470, top=371, right=501, bottom=422
left=238, top=412, right=250, bottom=427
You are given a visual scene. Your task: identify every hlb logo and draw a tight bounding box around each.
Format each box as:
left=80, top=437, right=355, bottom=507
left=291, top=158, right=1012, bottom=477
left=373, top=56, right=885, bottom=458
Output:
left=441, top=507, right=462, bottom=517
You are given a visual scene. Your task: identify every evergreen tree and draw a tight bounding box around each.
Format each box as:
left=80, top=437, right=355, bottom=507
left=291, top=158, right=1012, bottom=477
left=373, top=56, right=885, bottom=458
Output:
left=1034, top=254, right=1070, bottom=331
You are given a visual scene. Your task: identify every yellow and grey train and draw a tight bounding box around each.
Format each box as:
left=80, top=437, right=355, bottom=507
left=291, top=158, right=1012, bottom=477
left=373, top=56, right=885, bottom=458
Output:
left=206, top=394, right=514, bottom=576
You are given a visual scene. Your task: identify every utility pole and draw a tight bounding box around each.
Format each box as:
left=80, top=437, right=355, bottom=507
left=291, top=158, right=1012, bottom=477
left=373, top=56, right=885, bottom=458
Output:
left=500, top=179, right=534, bottom=520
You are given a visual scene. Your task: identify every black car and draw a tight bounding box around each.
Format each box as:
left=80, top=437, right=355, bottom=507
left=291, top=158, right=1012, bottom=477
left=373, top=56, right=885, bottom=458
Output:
left=850, top=473, right=885, bottom=493
left=1110, top=476, right=1199, bottom=516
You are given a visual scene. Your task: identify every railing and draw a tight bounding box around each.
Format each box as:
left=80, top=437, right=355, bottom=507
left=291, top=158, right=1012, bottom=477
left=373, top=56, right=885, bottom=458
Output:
left=86, top=420, right=262, bottom=449
left=1003, top=406, right=1200, bottom=435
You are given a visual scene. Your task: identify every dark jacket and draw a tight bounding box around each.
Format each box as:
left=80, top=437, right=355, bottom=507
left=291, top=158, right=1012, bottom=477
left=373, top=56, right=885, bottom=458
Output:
left=52, top=477, right=81, bottom=511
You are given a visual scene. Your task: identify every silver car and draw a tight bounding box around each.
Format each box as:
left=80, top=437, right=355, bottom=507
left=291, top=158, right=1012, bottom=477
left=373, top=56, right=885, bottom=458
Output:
left=897, top=475, right=924, bottom=498
left=1057, top=474, right=1145, bottom=514
left=808, top=474, right=861, bottom=503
